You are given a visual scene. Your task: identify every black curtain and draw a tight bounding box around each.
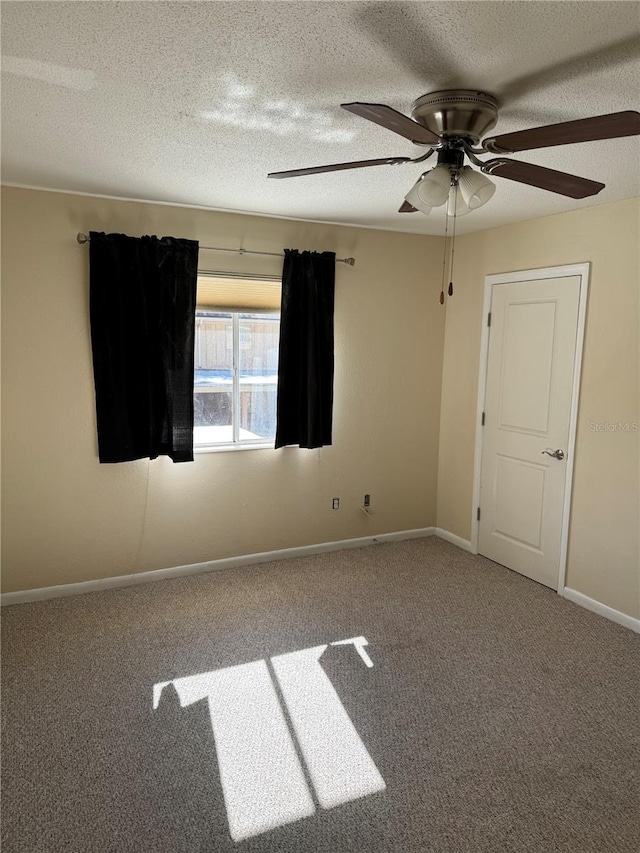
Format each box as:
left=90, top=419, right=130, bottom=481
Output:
left=275, top=249, right=336, bottom=449
left=89, top=231, right=199, bottom=463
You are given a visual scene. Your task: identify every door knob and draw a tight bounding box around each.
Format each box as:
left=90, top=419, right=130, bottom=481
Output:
left=542, top=448, right=565, bottom=460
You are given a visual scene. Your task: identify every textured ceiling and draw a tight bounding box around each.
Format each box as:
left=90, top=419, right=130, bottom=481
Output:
left=2, top=1, right=639, bottom=235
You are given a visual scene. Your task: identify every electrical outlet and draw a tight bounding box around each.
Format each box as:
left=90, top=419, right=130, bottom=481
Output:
left=332, top=497, right=340, bottom=510
left=363, top=494, right=371, bottom=508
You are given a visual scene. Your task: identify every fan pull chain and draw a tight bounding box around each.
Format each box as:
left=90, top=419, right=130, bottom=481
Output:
left=448, top=183, right=459, bottom=297
left=439, top=194, right=451, bottom=305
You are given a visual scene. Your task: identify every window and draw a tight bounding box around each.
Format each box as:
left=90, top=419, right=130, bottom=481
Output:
left=194, top=276, right=280, bottom=449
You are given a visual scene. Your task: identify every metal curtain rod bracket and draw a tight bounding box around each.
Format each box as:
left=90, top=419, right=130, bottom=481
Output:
left=76, top=233, right=356, bottom=266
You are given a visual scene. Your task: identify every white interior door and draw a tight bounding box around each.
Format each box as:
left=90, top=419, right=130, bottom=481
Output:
left=478, top=276, right=581, bottom=589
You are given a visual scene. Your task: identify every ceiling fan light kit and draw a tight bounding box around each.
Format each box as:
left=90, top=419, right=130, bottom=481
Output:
left=458, top=166, right=496, bottom=210
left=268, top=88, right=640, bottom=218
left=404, top=162, right=494, bottom=217
left=404, top=179, right=432, bottom=215
left=447, top=185, right=471, bottom=217
left=414, top=164, right=451, bottom=207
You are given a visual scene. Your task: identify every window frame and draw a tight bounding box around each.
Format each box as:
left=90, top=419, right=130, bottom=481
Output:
left=193, top=307, right=280, bottom=453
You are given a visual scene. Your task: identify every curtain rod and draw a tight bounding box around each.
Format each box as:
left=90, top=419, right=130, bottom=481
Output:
left=76, top=233, right=355, bottom=266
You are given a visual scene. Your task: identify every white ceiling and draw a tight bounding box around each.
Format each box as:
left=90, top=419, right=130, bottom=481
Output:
left=2, top=1, right=639, bottom=235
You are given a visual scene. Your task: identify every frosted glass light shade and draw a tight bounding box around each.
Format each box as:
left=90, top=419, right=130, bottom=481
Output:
left=446, top=186, right=471, bottom=217
left=404, top=179, right=432, bottom=214
left=415, top=164, right=451, bottom=207
left=458, top=166, right=496, bottom=209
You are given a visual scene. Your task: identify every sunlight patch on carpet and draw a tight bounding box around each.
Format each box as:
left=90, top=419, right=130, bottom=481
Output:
left=153, top=636, right=385, bottom=841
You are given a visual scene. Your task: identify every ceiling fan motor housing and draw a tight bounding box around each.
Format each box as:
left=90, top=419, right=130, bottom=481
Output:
left=411, top=90, right=499, bottom=144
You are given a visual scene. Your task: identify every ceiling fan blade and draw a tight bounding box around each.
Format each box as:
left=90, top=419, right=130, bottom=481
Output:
left=483, top=159, right=605, bottom=199
left=483, top=111, right=640, bottom=154
left=268, top=156, right=411, bottom=179
left=341, top=102, right=441, bottom=145
left=398, top=200, right=418, bottom=213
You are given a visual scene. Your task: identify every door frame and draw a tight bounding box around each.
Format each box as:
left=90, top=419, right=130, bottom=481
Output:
left=470, top=263, right=590, bottom=594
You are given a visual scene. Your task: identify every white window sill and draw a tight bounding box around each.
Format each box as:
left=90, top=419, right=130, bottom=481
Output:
left=195, top=442, right=274, bottom=454
left=193, top=425, right=274, bottom=452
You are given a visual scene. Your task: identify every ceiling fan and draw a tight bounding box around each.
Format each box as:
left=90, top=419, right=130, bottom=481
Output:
left=267, top=90, right=640, bottom=215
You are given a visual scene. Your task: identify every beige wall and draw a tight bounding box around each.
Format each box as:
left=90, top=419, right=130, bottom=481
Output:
left=3, top=187, right=638, bottom=622
left=1, top=187, right=445, bottom=593
left=437, top=198, right=640, bottom=619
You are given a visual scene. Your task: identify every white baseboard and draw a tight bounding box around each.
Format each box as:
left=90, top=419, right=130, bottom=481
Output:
left=434, top=528, right=473, bottom=552
left=1, top=527, right=436, bottom=606
left=562, top=587, right=640, bottom=634
left=6, top=531, right=636, bottom=637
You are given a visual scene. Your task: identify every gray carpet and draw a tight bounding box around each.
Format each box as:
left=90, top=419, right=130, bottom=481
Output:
left=2, top=538, right=639, bottom=852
